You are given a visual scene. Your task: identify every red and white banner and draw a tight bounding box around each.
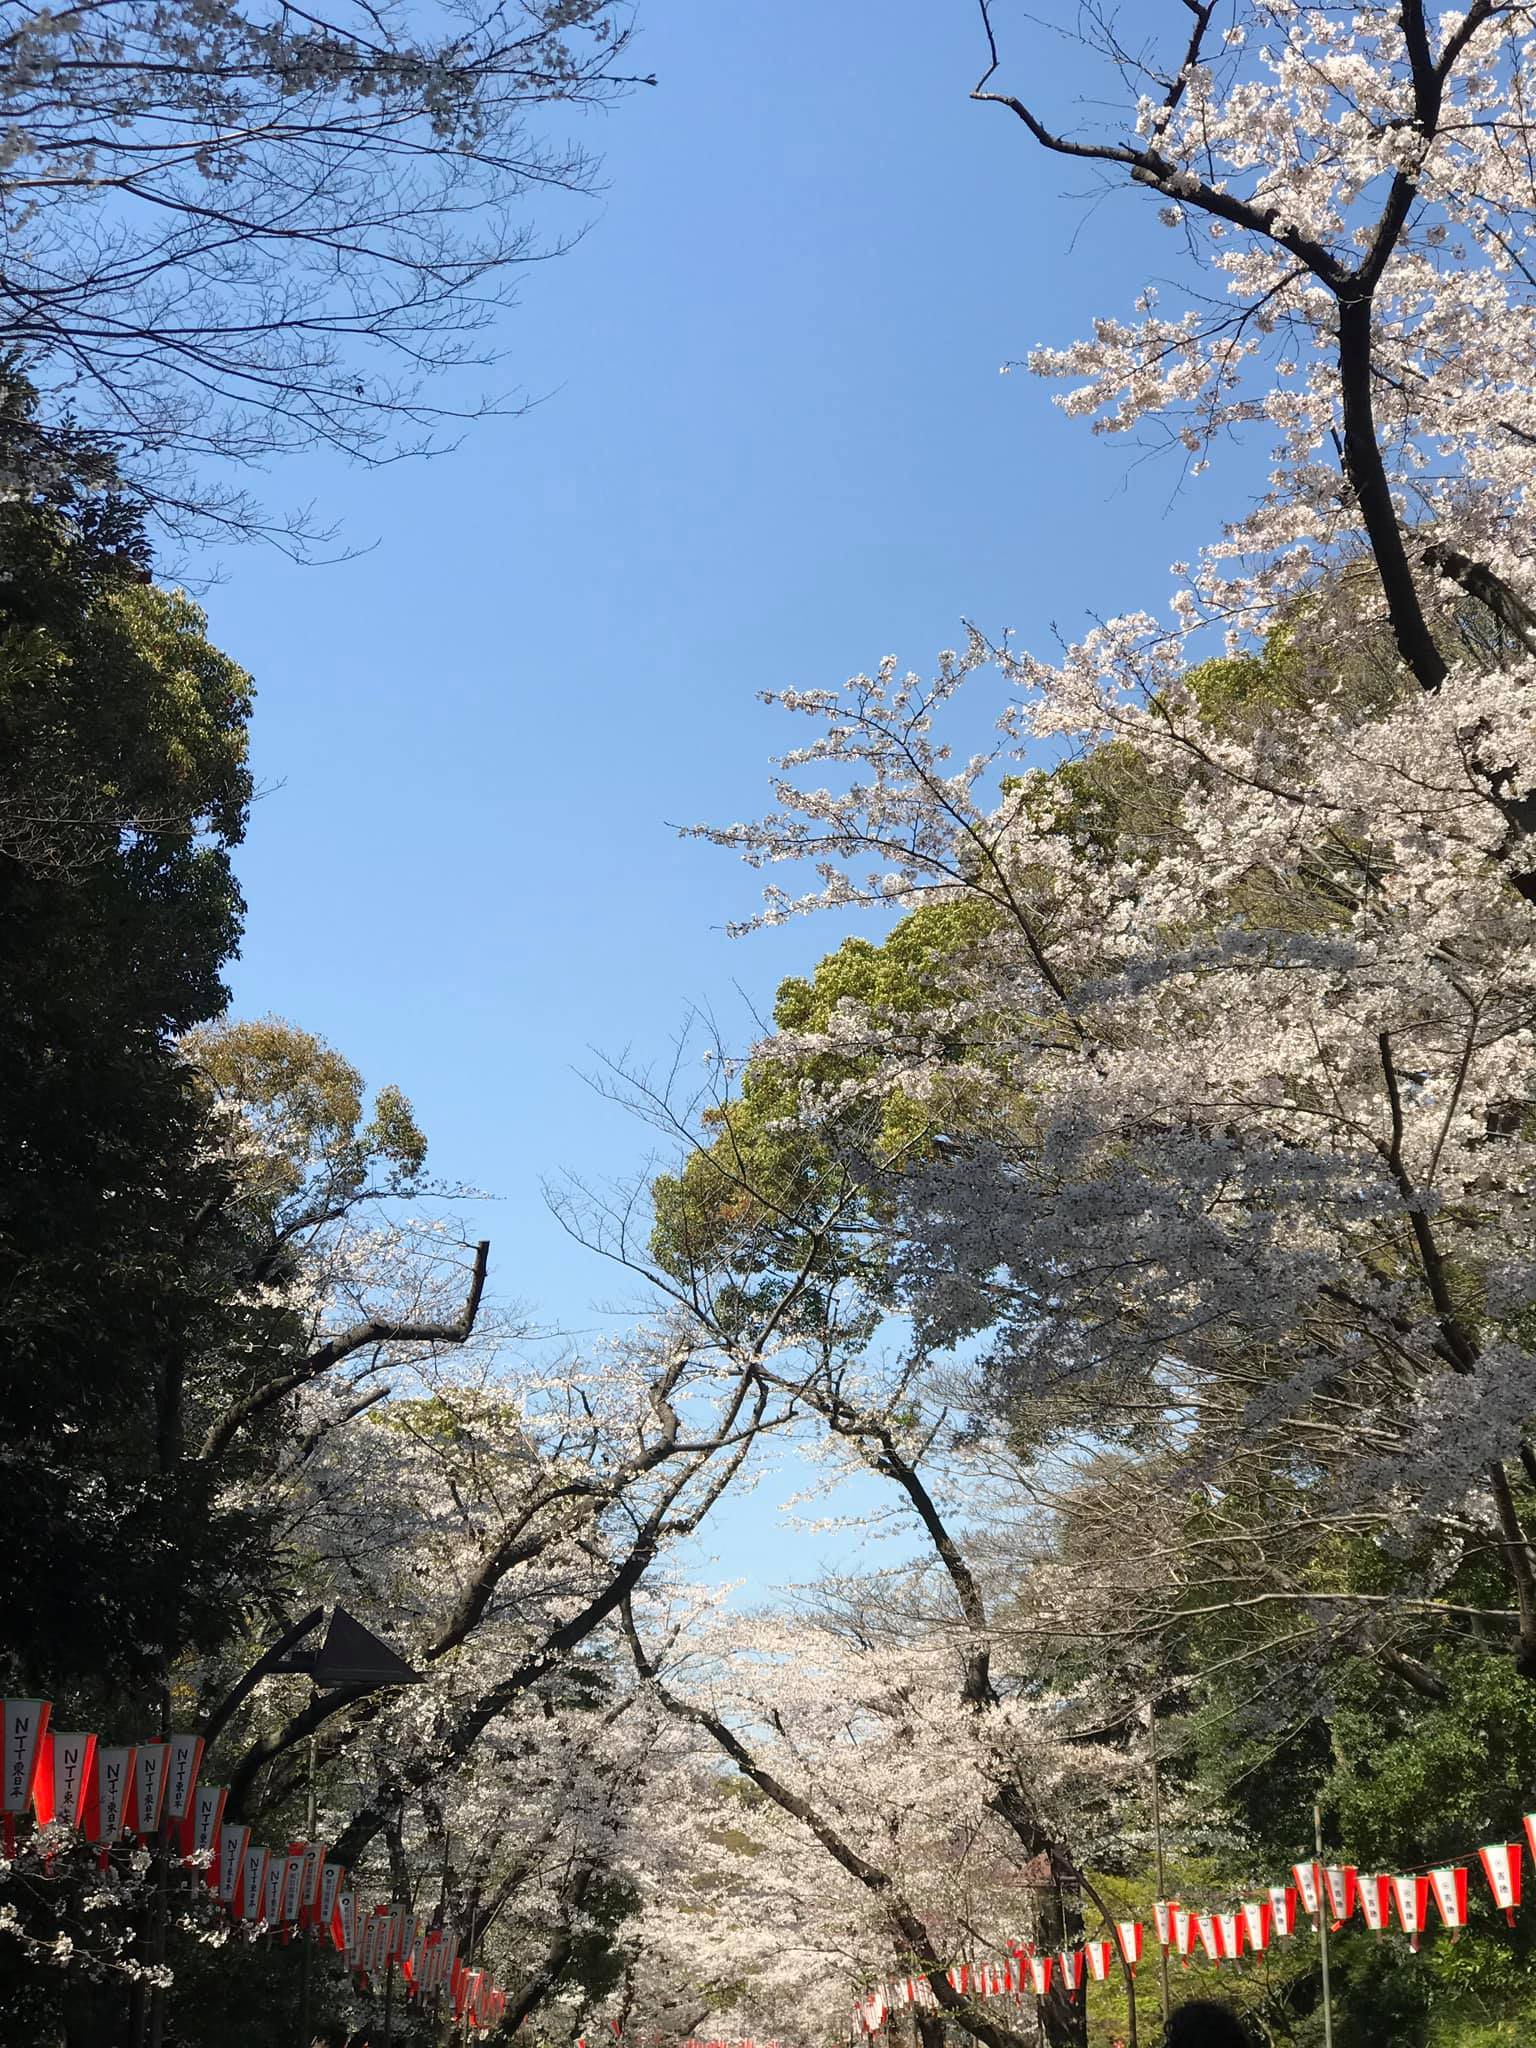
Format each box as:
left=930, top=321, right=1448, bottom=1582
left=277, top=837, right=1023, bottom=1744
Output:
left=1174, top=1909, right=1196, bottom=1966
left=319, top=1860, right=345, bottom=1941
left=242, top=1844, right=270, bottom=1923
left=181, top=1782, right=226, bottom=1884
left=1323, top=1865, right=1357, bottom=1929
left=1429, top=1866, right=1468, bottom=1935
left=1479, top=1842, right=1522, bottom=1925
left=1268, top=1885, right=1298, bottom=1938
left=1216, top=1912, right=1243, bottom=1961
left=3, top=1699, right=51, bottom=1851
left=1056, top=1948, right=1083, bottom=1999
left=130, top=1744, right=169, bottom=1839
left=218, top=1824, right=250, bottom=1910
left=1114, top=1921, right=1142, bottom=1971
left=1391, top=1873, right=1430, bottom=1951
left=1358, top=1874, right=1391, bottom=1933
left=86, top=1746, right=136, bottom=1849
left=163, top=1736, right=203, bottom=1824
left=1153, top=1899, right=1179, bottom=1948
left=1027, top=1955, right=1051, bottom=1999
left=1292, top=1862, right=1321, bottom=1922
left=1240, top=1902, right=1271, bottom=1954
left=1193, top=1913, right=1223, bottom=1963
left=33, top=1733, right=95, bottom=1830
left=1083, top=1940, right=1113, bottom=1983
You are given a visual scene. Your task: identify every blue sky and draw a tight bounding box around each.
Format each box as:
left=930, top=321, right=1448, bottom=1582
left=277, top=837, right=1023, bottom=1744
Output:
left=210, top=0, right=1246, bottom=1585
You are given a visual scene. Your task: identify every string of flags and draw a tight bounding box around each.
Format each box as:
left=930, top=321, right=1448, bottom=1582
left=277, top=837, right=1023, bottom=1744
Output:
left=2, top=1700, right=509, bottom=2033
left=850, top=1825, right=1536, bottom=2035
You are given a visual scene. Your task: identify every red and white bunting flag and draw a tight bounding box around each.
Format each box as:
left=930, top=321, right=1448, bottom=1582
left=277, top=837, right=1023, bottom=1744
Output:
left=1153, top=1900, right=1179, bottom=1948
left=1084, top=1940, right=1113, bottom=1983
left=1240, top=1902, right=1271, bottom=1955
left=262, top=1858, right=283, bottom=1928
left=1429, top=1866, right=1469, bottom=1937
left=2, top=1700, right=50, bottom=1852
left=387, top=1902, right=408, bottom=1962
left=1217, top=1912, right=1244, bottom=1962
left=407, top=1919, right=428, bottom=1991
left=1056, top=1949, right=1084, bottom=2000
left=1524, top=1815, right=1536, bottom=1872
left=1357, top=1874, right=1391, bottom=1933
left=856, top=1993, right=886, bottom=2036
left=439, top=1931, right=459, bottom=1987
left=242, top=1844, right=269, bottom=1922
left=1390, top=1873, right=1430, bottom=1951
left=1114, top=1921, right=1143, bottom=1970
left=163, top=1736, right=203, bottom=1823
left=86, top=1746, right=136, bottom=1850
left=1478, top=1842, right=1522, bottom=1925
left=34, top=1733, right=95, bottom=1830
left=280, top=1849, right=306, bottom=1925
left=217, top=1823, right=249, bottom=1909
left=1292, top=1862, right=1322, bottom=1922
left=1174, top=1909, right=1197, bottom=1967
left=319, top=1860, right=345, bottom=1942
left=1194, top=1914, right=1223, bottom=1963
left=130, top=1744, right=169, bottom=1839
left=1267, top=1885, right=1298, bottom=1938
left=1027, top=1955, right=1052, bottom=1999
left=346, top=1897, right=366, bottom=1970
left=945, top=1965, right=967, bottom=1994
left=1323, top=1865, right=1357, bottom=1929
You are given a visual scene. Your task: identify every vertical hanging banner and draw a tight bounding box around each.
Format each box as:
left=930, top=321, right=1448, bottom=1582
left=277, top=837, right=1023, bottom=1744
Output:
left=298, top=1842, right=325, bottom=1927
left=1478, top=1842, right=1522, bottom=1925
left=1216, top=1912, right=1243, bottom=1962
left=218, top=1823, right=250, bottom=1912
left=163, top=1736, right=204, bottom=1826
left=1027, top=1955, right=1052, bottom=1999
left=1240, top=1902, right=1271, bottom=1955
left=1056, top=1949, right=1084, bottom=2001
left=181, top=1782, right=226, bottom=1884
left=262, top=1857, right=283, bottom=1929
left=2, top=1699, right=51, bottom=1856
left=242, top=1843, right=270, bottom=1923
left=1194, top=1914, right=1223, bottom=1964
left=1428, top=1867, right=1468, bottom=1938
left=33, top=1732, right=95, bottom=1830
left=280, top=1847, right=306, bottom=1928
left=1153, top=1900, right=1179, bottom=1949
left=387, top=1902, right=408, bottom=1964
left=1114, top=1922, right=1143, bottom=1972
left=1292, top=1862, right=1322, bottom=1924
left=1357, top=1874, right=1391, bottom=1933
left=130, top=1744, right=170, bottom=1840
left=85, top=1746, right=137, bottom=1863
left=1391, top=1873, right=1430, bottom=1951
left=319, top=1860, right=345, bottom=1942
left=1174, top=1909, right=1197, bottom=1968
left=1323, top=1865, right=1357, bottom=1930
left=1267, top=1885, right=1298, bottom=1939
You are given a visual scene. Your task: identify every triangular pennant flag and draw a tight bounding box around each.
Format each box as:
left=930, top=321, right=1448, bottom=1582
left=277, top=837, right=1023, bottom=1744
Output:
left=1391, top=1873, right=1430, bottom=1951
left=1267, top=1885, right=1298, bottom=1938
left=1323, top=1865, right=1357, bottom=1929
left=1084, top=1940, right=1113, bottom=1983
left=1114, top=1921, right=1142, bottom=1970
left=1153, top=1899, right=1179, bottom=1948
left=1217, top=1912, right=1243, bottom=1962
left=1027, top=1955, right=1052, bottom=1999
left=1241, top=1901, right=1271, bottom=1954
left=1358, top=1874, right=1391, bottom=1933
left=1429, top=1866, right=1468, bottom=1937
left=1056, top=1949, right=1083, bottom=2000
left=1292, top=1862, right=1322, bottom=1922
left=1478, top=1842, right=1522, bottom=1925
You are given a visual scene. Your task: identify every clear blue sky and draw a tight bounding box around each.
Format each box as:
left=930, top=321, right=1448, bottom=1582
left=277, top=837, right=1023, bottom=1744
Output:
left=210, top=0, right=1245, bottom=1584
